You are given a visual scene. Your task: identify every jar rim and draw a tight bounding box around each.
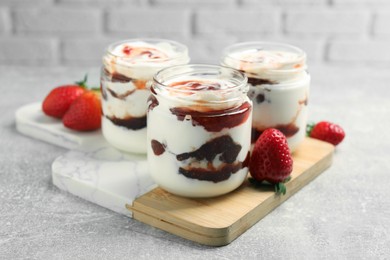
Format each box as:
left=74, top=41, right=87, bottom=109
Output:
left=106, top=38, right=189, bottom=63
left=222, top=41, right=306, bottom=70
left=153, top=64, right=248, bottom=95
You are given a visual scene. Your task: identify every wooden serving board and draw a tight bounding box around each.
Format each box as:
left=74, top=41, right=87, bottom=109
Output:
left=128, top=138, right=334, bottom=246
left=16, top=103, right=334, bottom=246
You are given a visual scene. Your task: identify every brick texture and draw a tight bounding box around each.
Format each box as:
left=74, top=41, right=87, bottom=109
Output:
left=106, top=9, right=190, bottom=36
left=373, top=12, right=390, bottom=35
left=58, top=0, right=142, bottom=7
left=0, top=0, right=54, bottom=6
left=242, top=0, right=328, bottom=6
left=14, top=8, right=101, bottom=34
left=332, top=0, right=390, bottom=6
left=0, top=38, right=58, bottom=65
left=285, top=10, right=370, bottom=35
left=196, top=10, right=279, bottom=35
left=0, top=8, right=10, bottom=34
left=62, top=38, right=114, bottom=65
left=152, top=0, right=236, bottom=7
left=329, top=41, right=390, bottom=63
left=0, top=1, right=389, bottom=66
left=183, top=36, right=238, bottom=64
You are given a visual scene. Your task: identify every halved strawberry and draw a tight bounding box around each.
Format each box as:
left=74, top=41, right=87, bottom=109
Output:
left=42, top=76, right=88, bottom=118
left=62, top=91, right=101, bottom=131
left=249, top=128, right=293, bottom=195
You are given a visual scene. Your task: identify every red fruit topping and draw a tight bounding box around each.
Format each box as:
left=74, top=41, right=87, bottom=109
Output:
left=169, top=80, right=222, bottom=92
left=249, top=128, right=293, bottom=195
left=62, top=91, right=102, bottom=131
left=121, top=46, right=167, bottom=59
left=307, top=121, right=345, bottom=146
left=123, top=45, right=132, bottom=55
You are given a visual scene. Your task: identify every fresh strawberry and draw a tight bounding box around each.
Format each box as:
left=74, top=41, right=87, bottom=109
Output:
left=62, top=91, right=101, bottom=131
left=307, top=121, right=345, bottom=146
left=42, top=76, right=88, bottom=118
left=249, top=128, right=293, bottom=195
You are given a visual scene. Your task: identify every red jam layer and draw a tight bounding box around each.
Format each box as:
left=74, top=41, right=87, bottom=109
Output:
left=170, top=101, right=251, bottom=132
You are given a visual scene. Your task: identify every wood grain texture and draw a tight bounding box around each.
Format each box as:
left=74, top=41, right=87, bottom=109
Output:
left=127, top=137, right=334, bottom=246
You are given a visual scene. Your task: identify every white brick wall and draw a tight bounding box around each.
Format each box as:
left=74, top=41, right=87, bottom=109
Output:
left=0, top=38, right=58, bottom=65
left=0, top=8, right=10, bottom=34
left=106, top=9, right=191, bottom=36
left=0, top=0, right=390, bottom=67
left=14, top=8, right=102, bottom=34
left=285, top=10, right=370, bottom=36
left=374, top=12, right=390, bottom=36
left=196, top=10, right=279, bottom=36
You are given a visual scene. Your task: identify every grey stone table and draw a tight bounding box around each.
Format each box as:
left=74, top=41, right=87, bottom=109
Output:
left=1, top=65, right=389, bottom=259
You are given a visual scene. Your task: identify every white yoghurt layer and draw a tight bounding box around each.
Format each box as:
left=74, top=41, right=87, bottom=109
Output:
left=102, top=116, right=147, bottom=154
left=251, top=76, right=310, bottom=152
left=147, top=78, right=252, bottom=198
left=222, top=46, right=310, bottom=152
left=223, top=49, right=306, bottom=84
left=161, top=77, right=244, bottom=110
left=101, top=40, right=189, bottom=154
left=104, top=41, right=190, bottom=80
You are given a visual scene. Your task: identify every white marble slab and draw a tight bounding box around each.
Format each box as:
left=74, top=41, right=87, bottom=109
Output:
left=52, top=146, right=156, bottom=217
left=16, top=103, right=156, bottom=217
left=15, top=102, right=103, bottom=150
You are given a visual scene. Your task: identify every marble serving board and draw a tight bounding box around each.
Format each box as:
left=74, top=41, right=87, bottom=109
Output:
left=15, top=102, right=335, bottom=246
left=15, top=103, right=156, bottom=217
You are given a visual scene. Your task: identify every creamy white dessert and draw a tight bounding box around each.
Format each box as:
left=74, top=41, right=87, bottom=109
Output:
left=147, top=65, right=252, bottom=198
left=222, top=42, right=310, bottom=152
left=101, top=39, right=189, bottom=153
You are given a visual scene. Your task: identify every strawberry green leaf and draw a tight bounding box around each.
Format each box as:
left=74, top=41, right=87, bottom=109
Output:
left=306, top=122, right=315, bottom=137
left=275, top=182, right=287, bottom=195
left=75, top=74, right=88, bottom=88
left=75, top=74, right=100, bottom=92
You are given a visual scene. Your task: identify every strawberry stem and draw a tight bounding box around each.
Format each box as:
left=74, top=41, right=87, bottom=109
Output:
left=249, top=177, right=290, bottom=195
left=306, top=122, right=316, bottom=137
left=75, top=74, right=100, bottom=92
left=275, top=183, right=287, bottom=195
left=75, top=74, right=88, bottom=88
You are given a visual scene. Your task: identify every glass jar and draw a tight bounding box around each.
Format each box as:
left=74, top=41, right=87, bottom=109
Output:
left=147, top=64, right=252, bottom=198
left=221, top=42, right=310, bottom=152
left=101, top=38, right=190, bottom=153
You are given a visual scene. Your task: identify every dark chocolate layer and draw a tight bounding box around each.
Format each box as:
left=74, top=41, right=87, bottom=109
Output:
left=105, top=115, right=146, bottom=130
left=247, top=77, right=275, bottom=86
left=151, top=135, right=249, bottom=183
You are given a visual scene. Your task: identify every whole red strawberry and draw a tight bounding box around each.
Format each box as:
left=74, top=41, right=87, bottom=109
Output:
left=249, top=128, right=293, bottom=195
left=62, top=91, right=101, bottom=131
left=42, top=76, right=88, bottom=118
left=307, top=121, right=345, bottom=146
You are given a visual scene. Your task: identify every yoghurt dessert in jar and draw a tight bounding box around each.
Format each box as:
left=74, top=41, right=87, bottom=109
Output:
left=221, top=42, right=310, bottom=152
left=147, top=65, right=252, bottom=198
left=101, top=39, right=190, bottom=153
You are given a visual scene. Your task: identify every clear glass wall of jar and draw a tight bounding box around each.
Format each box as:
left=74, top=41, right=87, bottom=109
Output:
left=101, top=39, right=190, bottom=153
left=147, top=64, right=252, bottom=198
left=221, top=42, right=310, bottom=152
